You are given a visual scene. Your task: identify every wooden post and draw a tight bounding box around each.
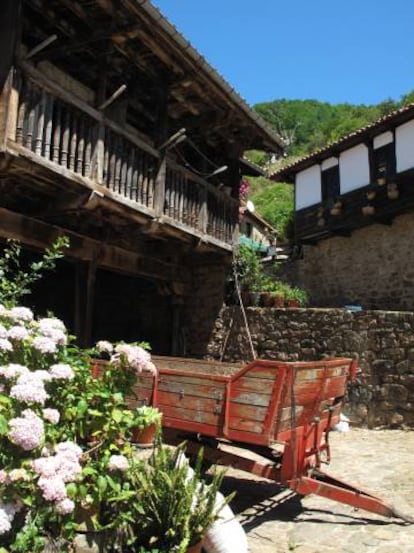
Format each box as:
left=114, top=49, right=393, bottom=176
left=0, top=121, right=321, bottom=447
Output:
left=154, top=155, right=166, bottom=217
left=0, top=68, right=19, bottom=151
left=94, top=44, right=108, bottom=184
left=199, top=185, right=208, bottom=233
left=84, top=251, right=100, bottom=347
left=74, top=261, right=83, bottom=340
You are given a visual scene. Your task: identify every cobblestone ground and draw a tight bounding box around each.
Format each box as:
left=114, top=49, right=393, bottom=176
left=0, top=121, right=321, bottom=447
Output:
left=221, top=429, right=414, bottom=553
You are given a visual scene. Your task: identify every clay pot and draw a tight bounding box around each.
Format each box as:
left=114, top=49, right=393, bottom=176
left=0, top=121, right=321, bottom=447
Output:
left=131, top=423, right=157, bottom=446
left=287, top=299, right=299, bottom=308
left=362, top=205, right=375, bottom=216
left=261, top=292, right=274, bottom=307
left=273, top=294, right=285, bottom=308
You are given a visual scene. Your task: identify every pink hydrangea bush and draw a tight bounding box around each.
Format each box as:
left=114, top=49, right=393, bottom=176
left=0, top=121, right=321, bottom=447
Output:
left=0, top=303, right=158, bottom=552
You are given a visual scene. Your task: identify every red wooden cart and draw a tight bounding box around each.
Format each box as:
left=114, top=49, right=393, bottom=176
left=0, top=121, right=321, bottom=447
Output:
left=133, top=355, right=413, bottom=523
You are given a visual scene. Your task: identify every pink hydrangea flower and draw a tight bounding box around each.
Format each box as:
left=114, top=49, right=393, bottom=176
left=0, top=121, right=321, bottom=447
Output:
left=0, top=325, right=7, bottom=339
left=38, top=476, right=67, bottom=502
left=49, top=364, right=75, bottom=380
left=8, top=409, right=44, bottom=450
left=96, top=340, right=113, bottom=354
left=10, top=372, right=49, bottom=404
left=8, top=307, right=34, bottom=323
left=0, top=364, right=29, bottom=380
left=32, top=336, right=57, bottom=354
left=7, top=326, right=29, bottom=341
left=33, top=456, right=58, bottom=478
left=37, top=318, right=67, bottom=346
left=43, top=408, right=60, bottom=424
left=0, top=501, right=16, bottom=535
left=38, top=317, right=66, bottom=332
left=56, top=498, right=75, bottom=515
left=108, top=455, right=129, bottom=472
left=0, top=339, right=12, bottom=352
left=0, top=304, right=7, bottom=316
left=111, top=344, right=154, bottom=374
left=54, top=441, right=83, bottom=460
left=54, top=456, right=82, bottom=482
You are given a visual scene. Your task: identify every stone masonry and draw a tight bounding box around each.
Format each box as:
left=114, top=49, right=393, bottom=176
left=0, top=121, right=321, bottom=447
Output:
left=280, top=211, right=414, bottom=311
left=207, top=306, right=414, bottom=428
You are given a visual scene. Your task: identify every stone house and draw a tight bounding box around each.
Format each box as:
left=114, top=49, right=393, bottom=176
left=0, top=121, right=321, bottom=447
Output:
left=0, top=0, right=284, bottom=354
left=272, top=104, right=414, bottom=311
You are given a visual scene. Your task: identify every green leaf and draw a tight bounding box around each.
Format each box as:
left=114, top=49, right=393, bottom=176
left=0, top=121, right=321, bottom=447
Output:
left=76, top=399, right=89, bottom=417
left=97, top=475, right=107, bottom=494
left=0, top=414, right=8, bottom=435
left=112, top=409, right=123, bottom=423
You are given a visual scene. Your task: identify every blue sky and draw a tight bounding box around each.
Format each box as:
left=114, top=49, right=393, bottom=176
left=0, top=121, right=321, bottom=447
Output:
left=152, top=0, right=414, bottom=107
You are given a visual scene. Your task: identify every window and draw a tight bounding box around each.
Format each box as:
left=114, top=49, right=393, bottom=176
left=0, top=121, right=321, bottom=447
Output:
left=321, top=165, right=340, bottom=204
left=372, top=142, right=396, bottom=183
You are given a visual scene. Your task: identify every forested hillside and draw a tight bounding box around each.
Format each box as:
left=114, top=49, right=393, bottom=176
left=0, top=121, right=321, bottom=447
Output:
left=254, top=91, right=414, bottom=158
left=246, top=91, right=414, bottom=238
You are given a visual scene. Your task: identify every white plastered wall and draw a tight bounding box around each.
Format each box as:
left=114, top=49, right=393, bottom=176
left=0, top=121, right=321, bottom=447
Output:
left=339, top=144, right=370, bottom=193
left=396, top=119, right=414, bottom=172
left=295, top=165, right=321, bottom=210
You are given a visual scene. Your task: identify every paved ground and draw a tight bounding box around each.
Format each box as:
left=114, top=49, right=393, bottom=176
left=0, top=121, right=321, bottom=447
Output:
left=220, top=429, right=414, bottom=553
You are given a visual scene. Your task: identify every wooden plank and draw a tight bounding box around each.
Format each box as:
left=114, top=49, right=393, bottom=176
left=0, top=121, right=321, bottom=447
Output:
left=157, top=404, right=222, bottom=427
left=231, top=378, right=274, bottom=394
left=228, top=417, right=263, bottom=434
left=157, top=380, right=226, bottom=401
left=162, top=417, right=220, bottom=438
left=229, top=390, right=270, bottom=408
left=284, top=376, right=348, bottom=407
left=156, top=391, right=224, bottom=414
left=294, top=365, right=349, bottom=382
left=230, top=403, right=267, bottom=423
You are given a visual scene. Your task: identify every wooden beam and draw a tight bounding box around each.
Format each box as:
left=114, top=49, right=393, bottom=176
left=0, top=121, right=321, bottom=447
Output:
left=0, top=207, right=189, bottom=283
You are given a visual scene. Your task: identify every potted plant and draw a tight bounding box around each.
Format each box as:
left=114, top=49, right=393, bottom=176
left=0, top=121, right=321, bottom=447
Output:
left=130, top=405, right=162, bottom=446
left=286, top=286, right=308, bottom=308
left=362, top=203, right=375, bottom=216
left=233, top=244, right=264, bottom=306
left=130, top=444, right=233, bottom=553
left=387, top=182, right=399, bottom=200
left=261, top=278, right=276, bottom=307
left=272, top=280, right=289, bottom=307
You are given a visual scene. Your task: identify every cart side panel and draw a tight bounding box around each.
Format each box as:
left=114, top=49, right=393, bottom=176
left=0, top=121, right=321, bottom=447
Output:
left=225, top=361, right=287, bottom=445
left=135, top=369, right=229, bottom=438
left=274, top=359, right=352, bottom=440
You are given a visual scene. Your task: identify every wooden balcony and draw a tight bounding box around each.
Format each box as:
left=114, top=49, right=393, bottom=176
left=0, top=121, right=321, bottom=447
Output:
left=0, top=63, right=238, bottom=251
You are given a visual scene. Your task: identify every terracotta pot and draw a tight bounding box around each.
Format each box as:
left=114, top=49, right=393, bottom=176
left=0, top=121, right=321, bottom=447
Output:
left=261, top=292, right=274, bottom=307
left=387, top=189, right=399, bottom=200
left=186, top=540, right=203, bottom=553
left=362, top=205, right=375, bottom=216
left=273, top=294, right=285, bottom=308
left=287, top=299, right=299, bottom=308
left=131, top=423, right=157, bottom=446
left=91, top=363, right=101, bottom=379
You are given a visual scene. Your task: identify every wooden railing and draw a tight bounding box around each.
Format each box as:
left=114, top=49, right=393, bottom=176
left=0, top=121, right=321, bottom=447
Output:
left=4, top=64, right=238, bottom=247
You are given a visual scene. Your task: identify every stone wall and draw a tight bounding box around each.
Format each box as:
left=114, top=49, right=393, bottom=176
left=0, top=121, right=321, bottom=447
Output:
left=207, top=306, right=414, bottom=428
left=185, top=260, right=229, bottom=358
left=280, top=212, right=414, bottom=311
